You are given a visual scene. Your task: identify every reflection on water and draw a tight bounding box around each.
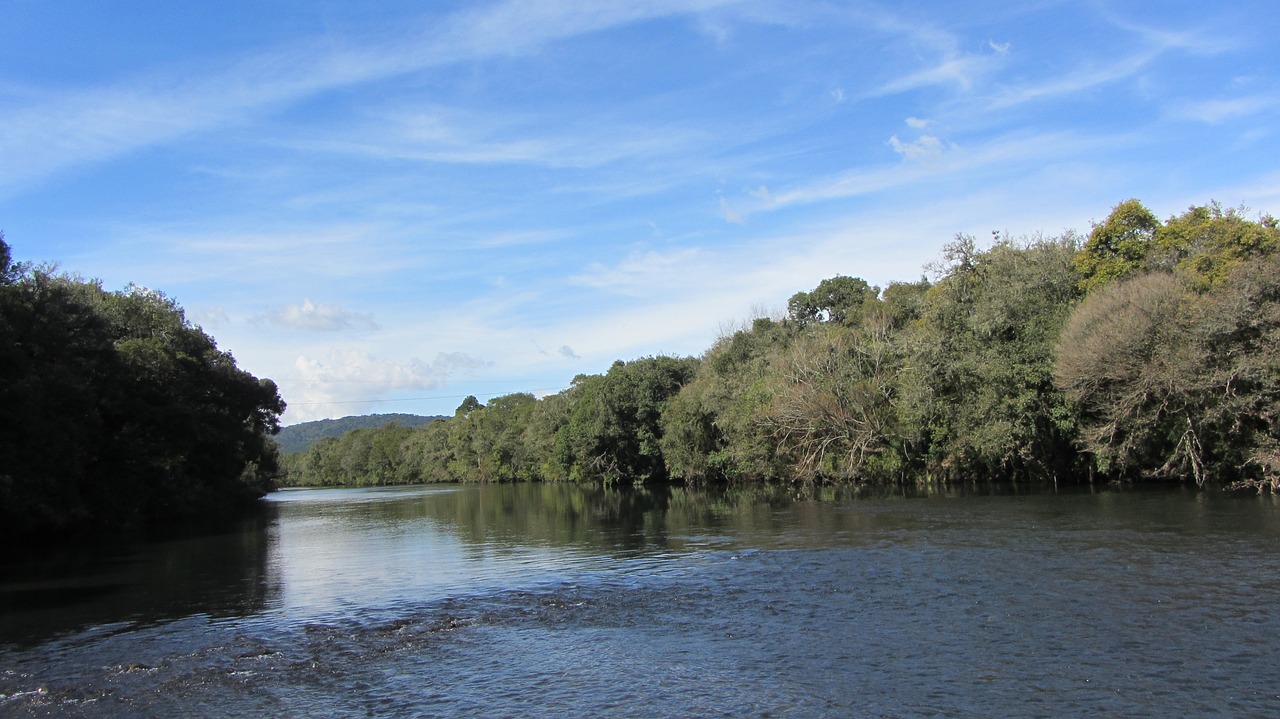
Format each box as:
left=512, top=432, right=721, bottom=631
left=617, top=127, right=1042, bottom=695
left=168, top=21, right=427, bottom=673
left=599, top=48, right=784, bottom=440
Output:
left=0, top=508, right=278, bottom=647
left=3, top=483, right=1280, bottom=717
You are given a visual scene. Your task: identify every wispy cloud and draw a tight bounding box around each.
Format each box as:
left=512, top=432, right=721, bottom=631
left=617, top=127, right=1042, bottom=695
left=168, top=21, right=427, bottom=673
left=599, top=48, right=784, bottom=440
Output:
left=987, top=51, right=1160, bottom=109
left=875, top=54, right=994, bottom=95
left=768, top=130, right=1119, bottom=208
left=0, top=0, right=743, bottom=196
left=1171, top=95, right=1279, bottom=124
left=284, top=102, right=715, bottom=174
left=571, top=248, right=706, bottom=295
left=719, top=196, right=745, bottom=224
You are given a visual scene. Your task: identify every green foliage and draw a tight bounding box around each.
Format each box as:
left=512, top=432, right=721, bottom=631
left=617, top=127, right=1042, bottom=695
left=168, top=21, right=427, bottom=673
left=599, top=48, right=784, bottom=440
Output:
left=0, top=238, right=285, bottom=537
left=273, top=198, right=1280, bottom=492
left=763, top=323, right=901, bottom=482
left=1057, top=254, right=1280, bottom=488
left=1151, top=202, right=1280, bottom=291
left=663, top=318, right=792, bottom=483
left=899, top=234, right=1085, bottom=481
left=787, top=275, right=879, bottom=326
left=557, top=357, right=699, bottom=485
left=275, top=414, right=441, bottom=454
left=1075, top=199, right=1159, bottom=292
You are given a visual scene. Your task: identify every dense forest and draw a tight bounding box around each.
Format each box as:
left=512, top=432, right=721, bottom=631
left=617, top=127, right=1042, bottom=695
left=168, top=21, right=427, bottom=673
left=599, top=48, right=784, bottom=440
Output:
left=0, top=235, right=285, bottom=539
left=275, top=414, right=443, bottom=454
left=283, top=200, right=1280, bottom=492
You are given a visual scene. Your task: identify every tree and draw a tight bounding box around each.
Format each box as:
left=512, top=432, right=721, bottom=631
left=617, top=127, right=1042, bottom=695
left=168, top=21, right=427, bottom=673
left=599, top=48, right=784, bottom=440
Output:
left=1054, top=272, right=1194, bottom=480
left=787, top=275, right=879, bottom=326
left=558, top=357, right=698, bottom=484
left=899, top=234, right=1084, bottom=481
left=1057, top=252, right=1280, bottom=488
left=1151, top=202, right=1280, bottom=291
left=662, top=318, right=792, bottom=483
left=0, top=241, right=285, bottom=537
left=763, top=323, right=901, bottom=482
left=1074, top=199, right=1159, bottom=292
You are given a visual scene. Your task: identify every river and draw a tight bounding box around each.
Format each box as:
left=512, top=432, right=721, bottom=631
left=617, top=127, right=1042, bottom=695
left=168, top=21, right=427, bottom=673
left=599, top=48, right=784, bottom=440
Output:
left=2, top=482, right=1279, bottom=717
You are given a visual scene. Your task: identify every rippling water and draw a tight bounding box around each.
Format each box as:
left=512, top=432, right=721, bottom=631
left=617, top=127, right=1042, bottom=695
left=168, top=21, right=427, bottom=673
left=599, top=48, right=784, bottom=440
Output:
left=3, top=483, right=1280, bottom=717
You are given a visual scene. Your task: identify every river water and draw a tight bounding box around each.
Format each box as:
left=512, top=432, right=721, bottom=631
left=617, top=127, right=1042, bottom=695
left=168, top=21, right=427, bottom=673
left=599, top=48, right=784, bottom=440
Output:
left=2, top=482, right=1279, bottom=718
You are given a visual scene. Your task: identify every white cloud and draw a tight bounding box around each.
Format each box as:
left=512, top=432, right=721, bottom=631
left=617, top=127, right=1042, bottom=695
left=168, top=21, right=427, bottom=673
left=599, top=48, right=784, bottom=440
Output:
left=571, top=248, right=705, bottom=295
left=0, top=0, right=742, bottom=196
left=988, top=40, right=1010, bottom=54
left=288, top=348, right=491, bottom=420
left=558, top=345, right=581, bottom=359
left=265, top=299, right=379, bottom=332
left=769, top=130, right=1122, bottom=208
left=906, top=117, right=930, bottom=129
left=888, top=134, right=945, bottom=162
left=875, top=54, right=992, bottom=95
left=188, top=305, right=230, bottom=329
left=1171, top=96, right=1278, bottom=124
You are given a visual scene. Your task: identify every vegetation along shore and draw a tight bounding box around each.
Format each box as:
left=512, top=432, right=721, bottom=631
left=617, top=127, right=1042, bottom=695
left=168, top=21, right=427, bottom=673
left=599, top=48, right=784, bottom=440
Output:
left=279, top=199, right=1280, bottom=494
left=3, top=198, right=1277, bottom=539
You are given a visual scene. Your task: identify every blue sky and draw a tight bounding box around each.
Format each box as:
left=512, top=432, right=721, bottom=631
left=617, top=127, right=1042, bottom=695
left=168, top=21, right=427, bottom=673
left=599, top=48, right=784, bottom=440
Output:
left=2, top=0, right=1277, bottom=423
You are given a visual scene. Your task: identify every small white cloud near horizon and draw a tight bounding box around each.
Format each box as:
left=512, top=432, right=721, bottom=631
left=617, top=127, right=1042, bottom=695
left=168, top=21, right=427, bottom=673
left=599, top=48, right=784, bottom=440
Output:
left=188, top=305, right=230, bottom=329
left=287, top=348, right=491, bottom=420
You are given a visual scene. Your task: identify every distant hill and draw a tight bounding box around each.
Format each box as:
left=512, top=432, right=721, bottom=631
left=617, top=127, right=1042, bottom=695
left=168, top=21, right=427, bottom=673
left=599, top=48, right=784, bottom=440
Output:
left=275, top=413, right=444, bottom=454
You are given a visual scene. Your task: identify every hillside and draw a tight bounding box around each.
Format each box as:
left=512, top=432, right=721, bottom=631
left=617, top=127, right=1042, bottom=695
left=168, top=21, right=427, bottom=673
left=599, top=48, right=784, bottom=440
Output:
left=276, top=414, right=443, bottom=454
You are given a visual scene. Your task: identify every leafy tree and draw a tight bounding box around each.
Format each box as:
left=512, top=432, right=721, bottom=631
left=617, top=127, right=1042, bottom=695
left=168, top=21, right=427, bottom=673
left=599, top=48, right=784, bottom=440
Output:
left=558, top=357, right=697, bottom=484
left=763, top=323, right=901, bottom=482
left=455, top=395, right=483, bottom=418
left=1055, top=272, right=1192, bottom=479
left=1151, top=202, right=1280, bottom=290
left=662, top=318, right=792, bottom=483
left=0, top=238, right=284, bottom=536
left=1057, top=252, right=1280, bottom=488
left=900, top=234, right=1084, bottom=481
left=1074, top=199, right=1159, bottom=292
left=787, top=275, right=879, bottom=326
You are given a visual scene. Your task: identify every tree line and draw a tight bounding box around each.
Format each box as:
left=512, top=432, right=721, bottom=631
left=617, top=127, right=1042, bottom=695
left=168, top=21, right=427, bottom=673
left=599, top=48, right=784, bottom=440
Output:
left=282, top=200, right=1280, bottom=492
left=0, top=235, right=286, bottom=539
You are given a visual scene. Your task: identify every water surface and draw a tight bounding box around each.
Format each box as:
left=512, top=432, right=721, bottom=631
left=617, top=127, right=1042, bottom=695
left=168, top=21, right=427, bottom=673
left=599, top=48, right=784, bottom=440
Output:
left=2, top=483, right=1279, bottom=717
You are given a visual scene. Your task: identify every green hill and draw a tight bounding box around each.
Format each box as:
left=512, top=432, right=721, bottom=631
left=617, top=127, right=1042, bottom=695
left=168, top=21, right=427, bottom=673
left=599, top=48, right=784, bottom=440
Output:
left=276, top=414, right=443, bottom=454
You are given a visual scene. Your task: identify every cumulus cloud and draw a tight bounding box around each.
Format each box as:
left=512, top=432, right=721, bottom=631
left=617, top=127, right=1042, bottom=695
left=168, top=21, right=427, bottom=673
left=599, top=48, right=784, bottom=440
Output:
left=188, top=305, right=230, bottom=329
left=888, top=134, right=945, bottom=161
left=296, top=348, right=486, bottom=389
left=906, top=117, right=930, bottom=129
left=265, top=299, right=379, bottom=331
left=558, top=345, right=581, bottom=359
left=284, top=348, right=491, bottom=421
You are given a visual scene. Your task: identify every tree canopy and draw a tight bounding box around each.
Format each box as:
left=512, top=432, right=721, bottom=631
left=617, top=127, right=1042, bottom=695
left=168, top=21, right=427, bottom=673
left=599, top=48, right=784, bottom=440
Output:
left=279, top=199, right=1280, bottom=492
left=0, top=236, right=285, bottom=538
